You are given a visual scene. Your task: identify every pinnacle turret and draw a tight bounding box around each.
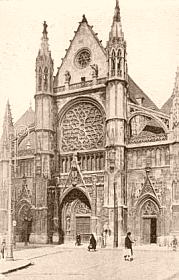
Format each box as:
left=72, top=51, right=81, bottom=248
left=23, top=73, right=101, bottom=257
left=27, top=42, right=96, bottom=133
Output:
left=36, top=21, right=54, bottom=93
left=107, top=0, right=127, bottom=79
left=3, top=100, right=13, bottom=132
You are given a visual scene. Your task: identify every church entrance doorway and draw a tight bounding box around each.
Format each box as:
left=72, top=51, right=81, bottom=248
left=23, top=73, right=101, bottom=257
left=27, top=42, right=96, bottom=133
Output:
left=142, top=217, right=157, bottom=244
left=60, top=188, right=91, bottom=243
left=16, top=202, right=32, bottom=243
left=76, top=217, right=90, bottom=243
left=140, top=199, right=159, bottom=245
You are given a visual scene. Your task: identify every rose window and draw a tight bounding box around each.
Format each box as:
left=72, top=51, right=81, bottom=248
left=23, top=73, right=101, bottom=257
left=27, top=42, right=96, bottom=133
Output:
left=75, top=49, right=91, bottom=69
left=61, top=102, right=105, bottom=152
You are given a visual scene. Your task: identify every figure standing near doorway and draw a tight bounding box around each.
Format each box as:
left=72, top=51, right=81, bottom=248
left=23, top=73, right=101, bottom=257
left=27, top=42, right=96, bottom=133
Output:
left=171, top=235, right=178, bottom=251
left=88, top=234, right=97, bottom=251
left=124, top=232, right=134, bottom=261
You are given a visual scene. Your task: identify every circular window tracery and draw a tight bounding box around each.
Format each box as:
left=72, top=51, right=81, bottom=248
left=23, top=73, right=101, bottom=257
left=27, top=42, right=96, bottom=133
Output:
left=61, top=102, right=105, bottom=152
left=75, top=49, right=91, bottom=69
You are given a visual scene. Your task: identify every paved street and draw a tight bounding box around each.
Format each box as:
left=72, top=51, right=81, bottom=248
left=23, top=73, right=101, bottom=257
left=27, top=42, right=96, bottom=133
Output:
left=2, top=245, right=179, bottom=280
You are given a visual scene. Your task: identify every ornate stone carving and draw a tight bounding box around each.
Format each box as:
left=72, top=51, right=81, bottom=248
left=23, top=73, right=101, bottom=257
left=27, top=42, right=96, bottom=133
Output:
left=76, top=201, right=91, bottom=214
left=128, top=133, right=167, bottom=144
left=141, top=200, right=158, bottom=216
left=75, top=49, right=91, bottom=69
left=61, top=102, right=105, bottom=152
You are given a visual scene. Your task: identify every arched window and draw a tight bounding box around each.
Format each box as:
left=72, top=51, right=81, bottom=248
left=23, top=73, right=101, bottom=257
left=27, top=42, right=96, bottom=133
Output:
left=111, top=50, right=115, bottom=76
left=44, top=67, right=48, bottom=91
left=38, top=67, right=42, bottom=91
left=117, top=49, right=121, bottom=76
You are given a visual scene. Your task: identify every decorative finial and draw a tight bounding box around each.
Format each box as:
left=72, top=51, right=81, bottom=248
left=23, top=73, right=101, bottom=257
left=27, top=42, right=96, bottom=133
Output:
left=113, top=0, right=121, bottom=22
left=43, top=21, right=48, bottom=38
left=82, top=14, right=87, bottom=23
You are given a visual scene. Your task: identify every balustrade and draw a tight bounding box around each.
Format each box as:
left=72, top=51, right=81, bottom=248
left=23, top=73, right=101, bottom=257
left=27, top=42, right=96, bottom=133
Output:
left=53, top=77, right=107, bottom=93
left=59, top=151, right=105, bottom=173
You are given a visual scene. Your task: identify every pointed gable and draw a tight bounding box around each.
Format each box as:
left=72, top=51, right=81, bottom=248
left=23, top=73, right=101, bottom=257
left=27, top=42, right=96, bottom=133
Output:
left=139, top=172, right=157, bottom=198
left=56, top=15, right=107, bottom=86
left=64, top=154, right=85, bottom=189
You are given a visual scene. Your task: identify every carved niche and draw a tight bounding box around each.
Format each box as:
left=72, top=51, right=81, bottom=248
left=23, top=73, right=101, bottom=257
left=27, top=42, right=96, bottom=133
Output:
left=61, top=102, right=105, bottom=152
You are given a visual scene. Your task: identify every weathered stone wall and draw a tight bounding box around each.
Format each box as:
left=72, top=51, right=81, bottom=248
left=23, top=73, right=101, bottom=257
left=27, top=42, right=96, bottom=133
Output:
left=127, top=145, right=172, bottom=244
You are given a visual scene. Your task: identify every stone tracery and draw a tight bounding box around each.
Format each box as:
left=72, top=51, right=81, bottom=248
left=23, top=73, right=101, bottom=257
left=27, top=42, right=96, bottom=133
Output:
left=61, top=102, right=105, bottom=152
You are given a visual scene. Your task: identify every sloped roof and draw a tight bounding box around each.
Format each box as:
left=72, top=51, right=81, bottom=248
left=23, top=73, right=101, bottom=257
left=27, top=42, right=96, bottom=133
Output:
left=160, top=95, right=173, bottom=115
left=128, top=76, right=159, bottom=111
left=14, top=106, right=35, bottom=128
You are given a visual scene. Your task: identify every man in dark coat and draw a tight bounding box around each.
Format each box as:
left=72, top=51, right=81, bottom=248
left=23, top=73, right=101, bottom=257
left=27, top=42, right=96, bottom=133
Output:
left=1, top=239, right=6, bottom=259
left=124, top=232, right=133, bottom=261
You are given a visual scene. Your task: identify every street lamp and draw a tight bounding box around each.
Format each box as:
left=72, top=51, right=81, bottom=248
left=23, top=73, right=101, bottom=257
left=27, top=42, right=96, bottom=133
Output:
left=6, top=125, right=31, bottom=261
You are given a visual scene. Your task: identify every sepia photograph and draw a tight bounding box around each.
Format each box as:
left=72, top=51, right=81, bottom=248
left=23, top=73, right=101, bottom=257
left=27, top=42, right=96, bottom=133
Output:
left=0, top=0, right=179, bottom=279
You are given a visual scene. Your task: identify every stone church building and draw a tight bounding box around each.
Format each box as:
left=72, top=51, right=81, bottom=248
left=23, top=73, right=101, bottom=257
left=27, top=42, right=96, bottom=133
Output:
left=0, top=1, right=179, bottom=247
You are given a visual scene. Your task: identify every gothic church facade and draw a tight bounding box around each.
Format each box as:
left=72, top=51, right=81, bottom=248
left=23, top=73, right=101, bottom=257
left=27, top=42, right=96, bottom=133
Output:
left=0, top=1, right=179, bottom=246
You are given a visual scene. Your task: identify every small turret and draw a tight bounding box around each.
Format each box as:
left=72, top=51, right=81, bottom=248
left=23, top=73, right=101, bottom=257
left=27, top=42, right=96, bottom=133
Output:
left=107, top=0, right=127, bottom=80
left=36, top=21, right=54, bottom=93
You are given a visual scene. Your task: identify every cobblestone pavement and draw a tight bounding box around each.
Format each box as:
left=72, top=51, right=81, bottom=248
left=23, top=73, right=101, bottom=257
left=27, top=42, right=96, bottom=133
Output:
left=2, top=245, right=179, bottom=280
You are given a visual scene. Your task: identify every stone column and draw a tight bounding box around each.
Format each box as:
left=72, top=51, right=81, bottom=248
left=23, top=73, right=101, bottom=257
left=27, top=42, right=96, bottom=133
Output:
left=91, top=175, right=98, bottom=235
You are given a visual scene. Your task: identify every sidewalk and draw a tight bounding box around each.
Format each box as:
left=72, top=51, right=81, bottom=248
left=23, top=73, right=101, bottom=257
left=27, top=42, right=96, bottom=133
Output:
left=0, top=243, right=58, bottom=276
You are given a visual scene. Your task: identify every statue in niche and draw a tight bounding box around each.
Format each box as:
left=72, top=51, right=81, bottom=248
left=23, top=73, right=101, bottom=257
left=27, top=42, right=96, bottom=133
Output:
left=66, top=216, right=71, bottom=234
left=90, top=64, right=98, bottom=78
left=64, top=70, right=71, bottom=83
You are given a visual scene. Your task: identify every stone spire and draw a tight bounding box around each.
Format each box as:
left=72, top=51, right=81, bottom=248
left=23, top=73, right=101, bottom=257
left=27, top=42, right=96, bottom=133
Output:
left=109, top=0, right=123, bottom=39
left=3, top=100, right=13, bottom=132
left=0, top=100, right=14, bottom=158
left=40, top=21, right=50, bottom=56
left=171, top=66, right=179, bottom=141
left=173, top=66, right=179, bottom=97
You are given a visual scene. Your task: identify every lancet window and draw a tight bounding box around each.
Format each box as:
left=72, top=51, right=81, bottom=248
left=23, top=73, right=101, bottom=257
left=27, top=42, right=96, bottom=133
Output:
left=38, top=67, right=42, bottom=91
left=44, top=67, right=48, bottom=91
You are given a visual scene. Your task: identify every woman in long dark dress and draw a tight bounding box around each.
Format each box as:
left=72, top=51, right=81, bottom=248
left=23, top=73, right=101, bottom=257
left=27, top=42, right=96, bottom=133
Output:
left=88, top=234, right=97, bottom=251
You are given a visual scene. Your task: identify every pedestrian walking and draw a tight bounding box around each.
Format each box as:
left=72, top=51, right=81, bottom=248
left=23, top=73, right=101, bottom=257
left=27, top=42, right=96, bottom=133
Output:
left=124, top=232, right=134, bottom=261
left=75, top=234, right=81, bottom=246
left=88, top=234, right=97, bottom=251
left=1, top=239, right=6, bottom=259
left=171, top=235, right=178, bottom=251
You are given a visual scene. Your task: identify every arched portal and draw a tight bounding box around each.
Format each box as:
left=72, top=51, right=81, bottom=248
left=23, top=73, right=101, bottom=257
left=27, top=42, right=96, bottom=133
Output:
left=139, top=199, right=161, bottom=244
left=59, top=188, right=91, bottom=244
left=16, top=201, right=32, bottom=243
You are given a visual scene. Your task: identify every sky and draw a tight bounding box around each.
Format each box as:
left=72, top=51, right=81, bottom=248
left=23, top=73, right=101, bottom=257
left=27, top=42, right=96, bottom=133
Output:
left=0, top=0, right=179, bottom=136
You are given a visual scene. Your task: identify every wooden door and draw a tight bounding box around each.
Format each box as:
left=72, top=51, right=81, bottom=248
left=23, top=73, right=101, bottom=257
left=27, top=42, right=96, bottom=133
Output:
left=150, top=218, right=157, bottom=243
left=76, top=217, right=90, bottom=243
left=143, top=218, right=150, bottom=244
